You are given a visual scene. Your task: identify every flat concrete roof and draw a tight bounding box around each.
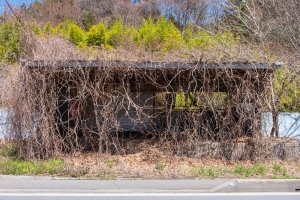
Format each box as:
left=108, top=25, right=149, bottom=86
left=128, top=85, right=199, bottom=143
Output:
left=21, top=60, right=282, bottom=71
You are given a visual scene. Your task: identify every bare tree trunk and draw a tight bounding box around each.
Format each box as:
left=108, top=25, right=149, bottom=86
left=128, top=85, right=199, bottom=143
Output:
left=270, top=80, right=279, bottom=138
left=271, top=111, right=279, bottom=138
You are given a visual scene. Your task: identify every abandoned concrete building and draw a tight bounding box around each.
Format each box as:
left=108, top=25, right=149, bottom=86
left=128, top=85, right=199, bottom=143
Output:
left=19, top=60, right=280, bottom=146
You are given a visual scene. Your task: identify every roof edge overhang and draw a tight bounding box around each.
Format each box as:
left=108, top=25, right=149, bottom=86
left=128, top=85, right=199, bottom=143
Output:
left=20, top=60, right=283, bottom=71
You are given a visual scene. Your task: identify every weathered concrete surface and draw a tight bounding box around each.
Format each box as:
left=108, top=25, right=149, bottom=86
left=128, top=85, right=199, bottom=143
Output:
left=0, top=176, right=299, bottom=193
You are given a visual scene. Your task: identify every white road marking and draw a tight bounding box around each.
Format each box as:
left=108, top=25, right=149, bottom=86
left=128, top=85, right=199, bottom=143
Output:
left=0, top=193, right=299, bottom=197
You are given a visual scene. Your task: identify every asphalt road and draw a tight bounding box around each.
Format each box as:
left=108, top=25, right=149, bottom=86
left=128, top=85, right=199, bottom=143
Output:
left=0, top=193, right=300, bottom=200
left=0, top=176, right=299, bottom=200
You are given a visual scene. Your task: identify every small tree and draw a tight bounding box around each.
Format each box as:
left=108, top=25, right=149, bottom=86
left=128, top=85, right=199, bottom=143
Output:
left=156, top=18, right=185, bottom=52
left=67, top=23, right=86, bottom=46
left=137, top=18, right=184, bottom=52
left=107, top=20, right=125, bottom=47
left=137, top=18, right=160, bottom=51
left=107, top=20, right=138, bottom=48
left=0, top=22, right=22, bottom=63
left=274, top=68, right=300, bottom=113
left=86, top=23, right=107, bottom=46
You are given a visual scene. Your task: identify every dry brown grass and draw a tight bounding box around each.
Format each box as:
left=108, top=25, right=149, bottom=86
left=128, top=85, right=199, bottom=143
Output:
left=31, top=36, right=85, bottom=61
left=61, top=147, right=300, bottom=179
left=0, top=64, right=20, bottom=108
left=26, top=34, right=280, bottom=64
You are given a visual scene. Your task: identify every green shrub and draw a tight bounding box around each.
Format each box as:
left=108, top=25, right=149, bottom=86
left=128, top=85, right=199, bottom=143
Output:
left=184, top=29, right=238, bottom=50
left=107, top=20, right=137, bottom=48
left=24, top=18, right=240, bottom=55
left=52, top=21, right=67, bottom=35
left=273, top=68, right=300, bottom=112
left=107, top=20, right=125, bottom=47
left=67, top=23, right=86, bottom=46
left=183, top=25, right=195, bottom=44
left=186, top=31, right=212, bottom=49
left=137, top=18, right=160, bottom=51
left=137, top=18, right=184, bottom=52
left=0, top=22, right=22, bottom=63
left=54, top=21, right=86, bottom=45
left=156, top=18, right=185, bottom=52
left=86, top=23, right=108, bottom=46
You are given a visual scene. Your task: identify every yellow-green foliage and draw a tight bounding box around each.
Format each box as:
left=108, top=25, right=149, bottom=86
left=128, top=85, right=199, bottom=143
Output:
left=0, top=22, right=22, bottom=63
left=0, top=16, right=243, bottom=63
left=54, top=21, right=86, bottom=45
left=86, top=23, right=107, bottom=46
left=175, top=92, right=227, bottom=110
left=184, top=28, right=238, bottom=50
left=187, top=31, right=214, bottom=49
left=107, top=20, right=137, bottom=47
left=47, top=19, right=238, bottom=51
left=182, top=25, right=194, bottom=43
left=107, top=20, right=124, bottom=47
left=137, top=18, right=185, bottom=52
left=0, top=18, right=241, bottom=64
left=51, top=22, right=66, bottom=35
left=183, top=24, right=238, bottom=50
left=136, top=19, right=158, bottom=51
left=215, top=32, right=237, bottom=46
left=68, top=23, right=86, bottom=46
left=43, top=22, right=54, bottom=35
left=273, top=68, right=300, bottom=112
left=175, top=92, right=196, bottom=109
left=0, top=159, right=64, bottom=175
left=28, top=22, right=43, bottom=36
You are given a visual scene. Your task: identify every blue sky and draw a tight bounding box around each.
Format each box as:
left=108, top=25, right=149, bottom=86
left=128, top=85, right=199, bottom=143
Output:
left=0, top=0, right=36, bottom=14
